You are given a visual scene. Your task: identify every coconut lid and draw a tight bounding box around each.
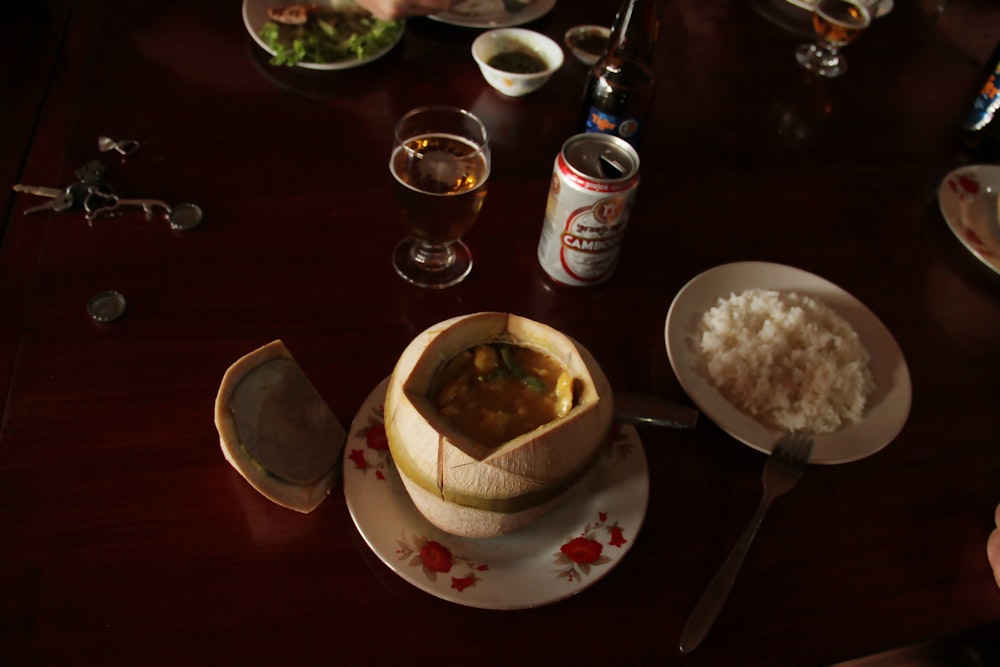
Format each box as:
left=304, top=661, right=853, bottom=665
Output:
left=216, top=340, right=345, bottom=498
left=229, top=356, right=342, bottom=485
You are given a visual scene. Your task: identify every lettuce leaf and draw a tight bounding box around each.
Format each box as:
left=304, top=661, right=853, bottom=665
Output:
left=258, top=11, right=402, bottom=67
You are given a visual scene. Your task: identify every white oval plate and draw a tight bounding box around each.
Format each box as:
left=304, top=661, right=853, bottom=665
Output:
left=430, top=0, right=557, bottom=28
left=242, top=0, right=404, bottom=71
left=343, top=377, right=649, bottom=609
left=784, top=0, right=893, bottom=18
left=938, top=164, right=1000, bottom=277
left=665, top=262, right=911, bottom=464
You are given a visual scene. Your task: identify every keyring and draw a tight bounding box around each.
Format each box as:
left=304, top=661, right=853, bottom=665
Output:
left=97, top=136, right=140, bottom=156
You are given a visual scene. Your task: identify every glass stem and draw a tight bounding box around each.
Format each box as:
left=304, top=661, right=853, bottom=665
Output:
left=410, top=240, right=455, bottom=272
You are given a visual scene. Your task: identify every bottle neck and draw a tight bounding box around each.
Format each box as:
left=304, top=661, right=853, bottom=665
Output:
left=608, top=0, right=658, bottom=66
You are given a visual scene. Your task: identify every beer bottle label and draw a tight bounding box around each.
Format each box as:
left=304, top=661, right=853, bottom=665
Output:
left=585, top=107, right=642, bottom=146
left=963, top=62, right=1000, bottom=132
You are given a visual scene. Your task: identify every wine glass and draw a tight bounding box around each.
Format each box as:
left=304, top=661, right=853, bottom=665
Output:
left=795, top=0, right=871, bottom=78
left=389, top=105, right=491, bottom=289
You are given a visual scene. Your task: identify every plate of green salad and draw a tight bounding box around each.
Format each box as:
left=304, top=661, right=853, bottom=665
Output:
left=243, top=0, right=404, bottom=70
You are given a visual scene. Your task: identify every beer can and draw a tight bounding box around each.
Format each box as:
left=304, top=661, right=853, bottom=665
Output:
left=537, top=133, right=640, bottom=286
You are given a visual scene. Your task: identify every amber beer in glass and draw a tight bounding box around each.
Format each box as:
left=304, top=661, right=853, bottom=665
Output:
left=390, top=106, right=490, bottom=289
left=392, top=135, right=487, bottom=243
left=814, top=1, right=868, bottom=44
left=795, top=0, right=870, bottom=78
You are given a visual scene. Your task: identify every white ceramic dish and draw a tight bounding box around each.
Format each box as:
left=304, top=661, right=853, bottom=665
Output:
left=938, top=164, right=1000, bottom=277
left=242, top=0, right=404, bottom=71
left=343, top=377, right=649, bottom=609
left=430, top=0, right=557, bottom=28
left=564, top=25, right=610, bottom=66
left=471, top=28, right=563, bottom=97
left=665, top=262, right=911, bottom=464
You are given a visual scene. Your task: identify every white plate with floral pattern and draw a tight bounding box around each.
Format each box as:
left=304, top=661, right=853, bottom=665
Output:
left=343, top=377, right=649, bottom=610
left=938, top=164, right=1000, bottom=277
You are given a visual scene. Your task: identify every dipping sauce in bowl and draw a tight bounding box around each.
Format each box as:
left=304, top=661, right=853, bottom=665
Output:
left=565, top=25, right=611, bottom=65
left=471, top=28, right=563, bottom=97
left=487, top=48, right=547, bottom=74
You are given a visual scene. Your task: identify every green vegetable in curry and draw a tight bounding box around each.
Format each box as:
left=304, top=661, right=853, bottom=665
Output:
left=433, top=344, right=576, bottom=448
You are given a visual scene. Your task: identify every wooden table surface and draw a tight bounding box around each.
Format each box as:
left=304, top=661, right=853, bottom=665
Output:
left=2, top=1, right=1000, bottom=664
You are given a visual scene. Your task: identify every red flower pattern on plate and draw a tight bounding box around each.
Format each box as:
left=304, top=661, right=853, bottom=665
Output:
left=349, top=403, right=391, bottom=481
left=420, top=540, right=453, bottom=573
left=606, top=421, right=635, bottom=460
left=950, top=173, right=980, bottom=197
left=947, top=171, right=999, bottom=260
left=554, top=510, right=629, bottom=582
left=356, top=391, right=641, bottom=595
left=396, top=533, right=489, bottom=592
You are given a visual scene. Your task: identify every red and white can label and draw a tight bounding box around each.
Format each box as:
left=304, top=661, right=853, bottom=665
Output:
left=537, top=134, right=639, bottom=287
left=556, top=196, right=630, bottom=283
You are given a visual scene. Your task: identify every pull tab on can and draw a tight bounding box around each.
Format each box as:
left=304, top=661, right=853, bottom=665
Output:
left=536, top=133, right=640, bottom=287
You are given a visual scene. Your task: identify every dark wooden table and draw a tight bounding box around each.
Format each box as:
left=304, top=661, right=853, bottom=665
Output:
left=2, top=1, right=999, bottom=664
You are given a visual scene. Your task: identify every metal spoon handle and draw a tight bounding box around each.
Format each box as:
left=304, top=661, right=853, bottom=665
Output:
left=613, top=391, right=699, bottom=428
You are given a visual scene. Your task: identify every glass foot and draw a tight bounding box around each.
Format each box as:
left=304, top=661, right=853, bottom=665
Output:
left=796, top=43, right=847, bottom=78
left=392, top=237, right=472, bottom=289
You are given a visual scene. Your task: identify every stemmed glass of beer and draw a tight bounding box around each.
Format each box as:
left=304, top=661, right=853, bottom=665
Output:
left=795, top=0, right=871, bottom=78
left=389, top=105, right=491, bottom=289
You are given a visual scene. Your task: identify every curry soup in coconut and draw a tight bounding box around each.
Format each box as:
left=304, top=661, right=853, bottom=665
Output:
left=433, top=343, right=574, bottom=448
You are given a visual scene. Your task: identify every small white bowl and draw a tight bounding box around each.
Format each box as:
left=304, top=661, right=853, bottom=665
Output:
left=564, top=25, right=610, bottom=66
left=471, top=28, right=564, bottom=97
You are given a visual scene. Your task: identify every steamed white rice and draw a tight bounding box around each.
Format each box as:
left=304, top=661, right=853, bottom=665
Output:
left=696, top=289, right=874, bottom=434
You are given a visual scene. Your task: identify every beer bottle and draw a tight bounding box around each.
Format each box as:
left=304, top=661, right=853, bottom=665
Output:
left=960, top=40, right=1000, bottom=157
left=580, top=0, right=658, bottom=149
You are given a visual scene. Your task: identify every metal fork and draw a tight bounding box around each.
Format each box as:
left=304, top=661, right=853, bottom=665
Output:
left=679, top=432, right=814, bottom=653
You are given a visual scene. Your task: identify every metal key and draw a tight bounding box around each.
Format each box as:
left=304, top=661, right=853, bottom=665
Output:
left=13, top=184, right=77, bottom=214
left=13, top=184, right=63, bottom=198
left=24, top=192, right=75, bottom=214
